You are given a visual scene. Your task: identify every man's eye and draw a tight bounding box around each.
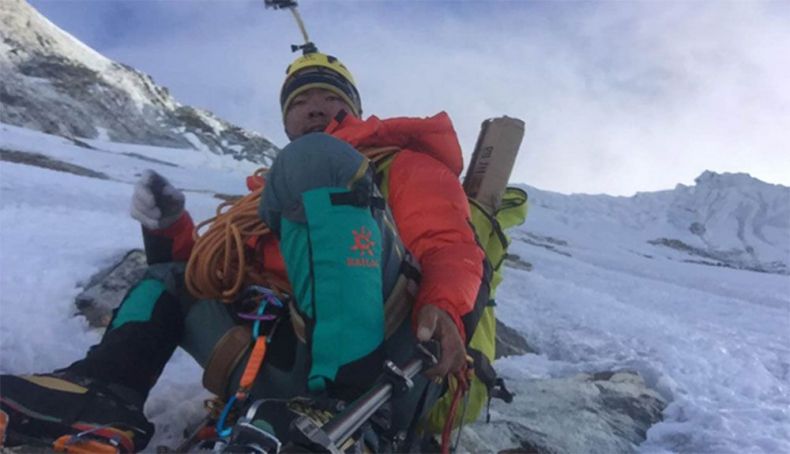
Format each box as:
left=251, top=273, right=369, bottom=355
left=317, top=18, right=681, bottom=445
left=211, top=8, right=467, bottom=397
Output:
left=292, top=99, right=306, bottom=106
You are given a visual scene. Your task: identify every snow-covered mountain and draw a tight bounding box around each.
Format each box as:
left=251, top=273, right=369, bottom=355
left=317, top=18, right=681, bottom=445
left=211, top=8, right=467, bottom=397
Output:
left=521, top=171, right=790, bottom=276
left=0, top=0, right=277, bottom=164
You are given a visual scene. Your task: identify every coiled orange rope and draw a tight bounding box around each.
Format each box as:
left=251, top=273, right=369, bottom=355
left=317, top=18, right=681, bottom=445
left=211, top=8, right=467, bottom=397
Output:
left=184, top=147, right=399, bottom=304
left=185, top=168, right=290, bottom=302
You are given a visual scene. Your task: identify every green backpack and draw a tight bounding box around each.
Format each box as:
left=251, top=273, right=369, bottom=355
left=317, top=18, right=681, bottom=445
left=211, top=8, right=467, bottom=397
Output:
left=423, top=186, right=528, bottom=433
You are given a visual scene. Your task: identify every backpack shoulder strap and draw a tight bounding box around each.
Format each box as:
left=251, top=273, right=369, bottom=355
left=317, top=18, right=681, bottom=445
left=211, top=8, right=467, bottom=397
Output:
left=361, top=147, right=399, bottom=198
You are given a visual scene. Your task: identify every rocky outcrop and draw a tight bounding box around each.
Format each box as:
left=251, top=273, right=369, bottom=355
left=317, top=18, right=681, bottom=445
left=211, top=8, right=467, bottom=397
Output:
left=496, top=319, right=535, bottom=358
left=464, top=371, right=667, bottom=453
left=75, top=249, right=147, bottom=327
left=1, top=147, right=109, bottom=180
left=647, top=237, right=789, bottom=275
left=0, top=0, right=278, bottom=165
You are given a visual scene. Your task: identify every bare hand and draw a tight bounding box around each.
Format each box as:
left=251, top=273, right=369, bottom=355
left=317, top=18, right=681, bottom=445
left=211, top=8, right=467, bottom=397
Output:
left=415, top=305, right=466, bottom=379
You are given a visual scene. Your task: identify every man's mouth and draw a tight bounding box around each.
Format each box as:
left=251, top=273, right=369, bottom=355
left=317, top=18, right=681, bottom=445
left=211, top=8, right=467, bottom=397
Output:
left=304, top=123, right=327, bottom=134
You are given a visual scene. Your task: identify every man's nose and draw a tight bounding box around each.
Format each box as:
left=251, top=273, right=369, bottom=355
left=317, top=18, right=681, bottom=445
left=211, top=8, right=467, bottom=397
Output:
left=306, top=99, right=327, bottom=117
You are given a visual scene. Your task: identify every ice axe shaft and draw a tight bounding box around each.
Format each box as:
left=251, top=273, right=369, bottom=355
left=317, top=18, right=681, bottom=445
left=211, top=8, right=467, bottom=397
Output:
left=287, top=342, right=439, bottom=452
left=322, top=358, right=424, bottom=445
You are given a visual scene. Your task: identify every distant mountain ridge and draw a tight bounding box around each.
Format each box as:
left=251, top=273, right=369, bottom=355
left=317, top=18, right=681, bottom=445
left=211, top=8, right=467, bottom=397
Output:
left=662, top=171, right=790, bottom=273
left=520, top=171, right=790, bottom=275
left=0, top=0, right=277, bottom=164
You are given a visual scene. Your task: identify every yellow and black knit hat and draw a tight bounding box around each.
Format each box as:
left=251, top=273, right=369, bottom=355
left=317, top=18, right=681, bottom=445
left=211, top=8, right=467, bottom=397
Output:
left=280, top=51, right=362, bottom=117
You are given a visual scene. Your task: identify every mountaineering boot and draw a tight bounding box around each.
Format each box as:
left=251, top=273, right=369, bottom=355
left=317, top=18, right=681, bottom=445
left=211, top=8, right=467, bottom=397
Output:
left=0, top=263, right=189, bottom=451
left=0, top=371, right=154, bottom=452
left=64, top=263, right=190, bottom=400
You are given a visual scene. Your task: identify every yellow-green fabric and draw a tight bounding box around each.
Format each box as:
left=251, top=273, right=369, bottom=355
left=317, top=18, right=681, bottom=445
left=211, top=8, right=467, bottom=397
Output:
left=374, top=155, right=396, bottom=199
left=424, top=186, right=528, bottom=433
left=472, top=188, right=528, bottom=298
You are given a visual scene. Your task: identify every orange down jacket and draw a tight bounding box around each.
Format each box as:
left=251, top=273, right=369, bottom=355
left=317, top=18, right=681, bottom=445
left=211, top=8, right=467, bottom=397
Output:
left=149, top=112, right=484, bottom=340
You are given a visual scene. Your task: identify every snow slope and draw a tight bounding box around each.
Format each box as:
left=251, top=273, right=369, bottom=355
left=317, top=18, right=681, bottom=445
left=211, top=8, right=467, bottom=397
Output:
left=483, top=179, right=790, bottom=451
left=1, top=123, right=789, bottom=453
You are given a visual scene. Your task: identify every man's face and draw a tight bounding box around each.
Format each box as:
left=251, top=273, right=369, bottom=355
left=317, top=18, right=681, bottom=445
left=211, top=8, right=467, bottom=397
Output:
left=284, top=88, right=354, bottom=140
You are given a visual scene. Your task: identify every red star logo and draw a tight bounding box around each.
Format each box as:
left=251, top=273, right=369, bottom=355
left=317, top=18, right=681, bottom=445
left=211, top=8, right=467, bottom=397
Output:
left=350, top=226, right=376, bottom=256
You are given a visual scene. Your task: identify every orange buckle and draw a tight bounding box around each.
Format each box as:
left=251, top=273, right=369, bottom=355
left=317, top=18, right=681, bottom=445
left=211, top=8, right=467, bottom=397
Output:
left=53, top=434, right=120, bottom=454
left=239, top=336, right=268, bottom=393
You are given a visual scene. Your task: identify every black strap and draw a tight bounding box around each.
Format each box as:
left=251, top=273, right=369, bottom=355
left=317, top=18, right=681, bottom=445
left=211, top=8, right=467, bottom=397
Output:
left=490, top=377, right=514, bottom=404
left=460, top=258, right=492, bottom=342
left=468, top=198, right=509, bottom=256
left=370, top=197, right=386, bottom=210
left=141, top=226, right=175, bottom=265
left=328, top=188, right=385, bottom=211
left=467, top=348, right=515, bottom=424
left=467, top=348, right=497, bottom=389
left=329, top=190, right=369, bottom=207
left=399, top=256, right=422, bottom=284
left=400, top=380, right=435, bottom=451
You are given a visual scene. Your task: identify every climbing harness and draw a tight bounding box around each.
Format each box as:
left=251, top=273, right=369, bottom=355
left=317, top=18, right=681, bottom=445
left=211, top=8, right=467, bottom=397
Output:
left=214, top=287, right=285, bottom=440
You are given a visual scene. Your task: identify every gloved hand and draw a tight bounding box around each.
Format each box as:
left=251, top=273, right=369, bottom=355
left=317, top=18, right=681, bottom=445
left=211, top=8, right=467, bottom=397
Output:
left=130, top=169, right=185, bottom=230
left=415, top=305, right=467, bottom=379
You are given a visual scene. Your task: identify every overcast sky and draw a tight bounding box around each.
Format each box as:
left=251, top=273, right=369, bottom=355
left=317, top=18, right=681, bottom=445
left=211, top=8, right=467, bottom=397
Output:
left=28, top=0, right=790, bottom=195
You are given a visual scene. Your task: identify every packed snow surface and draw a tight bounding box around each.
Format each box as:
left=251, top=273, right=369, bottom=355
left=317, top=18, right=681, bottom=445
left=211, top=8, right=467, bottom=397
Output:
left=1, top=123, right=788, bottom=452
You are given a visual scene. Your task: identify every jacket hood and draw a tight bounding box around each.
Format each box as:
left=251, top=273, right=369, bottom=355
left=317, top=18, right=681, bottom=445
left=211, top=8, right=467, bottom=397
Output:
left=326, top=111, right=465, bottom=176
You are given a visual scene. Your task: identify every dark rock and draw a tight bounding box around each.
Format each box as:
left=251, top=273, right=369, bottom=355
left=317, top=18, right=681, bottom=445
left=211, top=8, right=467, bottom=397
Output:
left=689, top=222, right=706, bottom=235
left=75, top=250, right=147, bottom=327
left=120, top=151, right=179, bottom=167
left=1, top=1, right=279, bottom=165
left=515, top=233, right=572, bottom=258
left=69, top=138, right=96, bottom=149
left=463, top=371, right=667, bottom=453
left=0, top=148, right=109, bottom=180
left=504, top=253, right=533, bottom=272
left=648, top=237, right=788, bottom=275
left=496, top=319, right=536, bottom=358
